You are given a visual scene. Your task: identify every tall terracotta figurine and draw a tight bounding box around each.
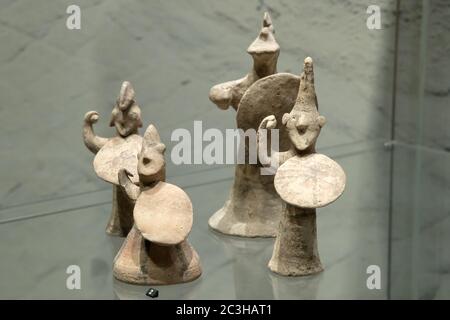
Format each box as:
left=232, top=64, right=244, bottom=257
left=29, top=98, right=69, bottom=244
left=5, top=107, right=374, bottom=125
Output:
left=113, top=124, right=202, bottom=285
left=258, top=57, right=346, bottom=275
left=83, top=81, right=143, bottom=236
left=208, top=12, right=301, bottom=237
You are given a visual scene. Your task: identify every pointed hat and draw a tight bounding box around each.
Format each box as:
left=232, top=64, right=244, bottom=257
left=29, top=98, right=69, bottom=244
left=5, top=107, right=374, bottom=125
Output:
left=143, top=124, right=161, bottom=147
left=292, top=57, right=319, bottom=114
left=247, top=12, right=280, bottom=55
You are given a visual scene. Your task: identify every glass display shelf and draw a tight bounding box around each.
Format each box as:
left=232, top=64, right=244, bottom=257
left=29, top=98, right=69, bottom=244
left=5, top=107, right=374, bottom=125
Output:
left=0, top=140, right=448, bottom=299
left=0, top=140, right=417, bottom=299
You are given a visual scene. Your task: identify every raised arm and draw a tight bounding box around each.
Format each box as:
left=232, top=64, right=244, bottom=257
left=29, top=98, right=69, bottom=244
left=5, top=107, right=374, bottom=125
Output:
left=82, top=111, right=109, bottom=154
left=118, top=169, right=141, bottom=202
left=257, top=115, right=295, bottom=168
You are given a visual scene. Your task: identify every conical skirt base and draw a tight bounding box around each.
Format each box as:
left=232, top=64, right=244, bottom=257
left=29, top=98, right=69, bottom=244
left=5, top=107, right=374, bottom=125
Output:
left=113, top=226, right=202, bottom=285
left=208, top=164, right=282, bottom=238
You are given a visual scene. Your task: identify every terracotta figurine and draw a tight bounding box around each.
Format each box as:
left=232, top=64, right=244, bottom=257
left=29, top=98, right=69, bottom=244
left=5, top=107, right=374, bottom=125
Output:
left=83, top=81, right=143, bottom=236
left=208, top=12, right=300, bottom=237
left=113, top=124, right=202, bottom=285
left=258, top=57, right=346, bottom=275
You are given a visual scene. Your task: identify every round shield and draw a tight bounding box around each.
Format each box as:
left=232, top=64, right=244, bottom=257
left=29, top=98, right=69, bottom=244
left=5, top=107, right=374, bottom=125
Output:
left=236, top=73, right=300, bottom=152
left=93, top=134, right=142, bottom=185
left=274, top=153, right=346, bottom=209
left=134, top=182, right=193, bottom=245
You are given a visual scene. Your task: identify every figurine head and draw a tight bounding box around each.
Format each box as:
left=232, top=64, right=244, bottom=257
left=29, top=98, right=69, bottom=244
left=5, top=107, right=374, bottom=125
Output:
left=110, top=81, right=143, bottom=137
left=247, top=12, right=280, bottom=66
left=138, top=124, right=166, bottom=185
left=283, top=57, right=326, bottom=153
left=208, top=12, right=279, bottom=111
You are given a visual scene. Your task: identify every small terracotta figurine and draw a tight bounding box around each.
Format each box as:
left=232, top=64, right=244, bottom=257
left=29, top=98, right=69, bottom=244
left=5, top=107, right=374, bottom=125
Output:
left=83, top=81, right=143, bottom=236
left=113, top=124, right=202, bottom=285
left=208, top=12, right=300, bottom=237
left=258, top=57, right=346, bottom=276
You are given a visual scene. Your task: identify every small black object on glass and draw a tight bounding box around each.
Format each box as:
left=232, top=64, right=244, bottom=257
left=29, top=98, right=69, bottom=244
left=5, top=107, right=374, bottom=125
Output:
left=146, top=288, right=159, bottom=298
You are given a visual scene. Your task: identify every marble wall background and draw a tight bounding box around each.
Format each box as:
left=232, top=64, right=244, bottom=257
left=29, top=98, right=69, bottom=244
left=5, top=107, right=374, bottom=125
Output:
left=390, top=0, right=450, bottom=299
left=395, top=0, right=450, bottom=150
left=0, top=0, right=397, bottom=208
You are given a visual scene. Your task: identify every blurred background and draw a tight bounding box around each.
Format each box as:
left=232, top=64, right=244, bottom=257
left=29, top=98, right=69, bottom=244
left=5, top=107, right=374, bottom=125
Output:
left=0, top=0, right=448, bottom=299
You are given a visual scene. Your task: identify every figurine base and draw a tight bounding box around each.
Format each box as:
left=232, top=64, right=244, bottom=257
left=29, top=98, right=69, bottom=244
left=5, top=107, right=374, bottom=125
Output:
left=208, top=164, right=282, bottom=238
left=208, top=205, right=278, bottom=238
left=106, top=185, right=134, bottom=237
left=268, top=205, right=323, bottom=276
left=113, top=225, right=202, bottom=285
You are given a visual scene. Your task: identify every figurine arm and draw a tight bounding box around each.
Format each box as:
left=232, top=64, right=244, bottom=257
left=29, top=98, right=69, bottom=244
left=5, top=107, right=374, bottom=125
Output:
left=209, top=79, right=238, bottom=110
left=118, top=169, right=141, bottom=201
left=83, top=111, right=109, bottom=154
left=209, top=75, right=251, bottom=111
left=257, top=115, right=295, bottom=167
left=257, top=115, right=276, bottom=166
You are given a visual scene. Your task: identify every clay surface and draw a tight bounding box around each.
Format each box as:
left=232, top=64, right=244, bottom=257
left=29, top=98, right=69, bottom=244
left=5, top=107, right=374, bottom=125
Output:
left=209, top=74, right=300, bottom=237
left=209, top=13, right=294, bottom=238
left=208, top=164, right=282, bottom=237
left=83, top=81, right=143, bottom=236
left=258, top=57, right=346, bottom=276
left=106, top=185, right=135, bottom=237
left=114, top=124, right=202, bottom=285
left=113, top=226, right=201, bottom=285
left=236, top=73, right=300, bottom=152
left=274, top=153, right=346, bottom=208
left=134, top=182, right=193, bottom=246
left=93, top=135, right=141, bottom=185
left=268, top=206, right=323, bottom=276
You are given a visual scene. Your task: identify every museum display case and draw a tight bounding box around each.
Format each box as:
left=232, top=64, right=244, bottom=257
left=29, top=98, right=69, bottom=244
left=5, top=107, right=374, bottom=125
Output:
left=0, top=0, right=448, bottom=299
